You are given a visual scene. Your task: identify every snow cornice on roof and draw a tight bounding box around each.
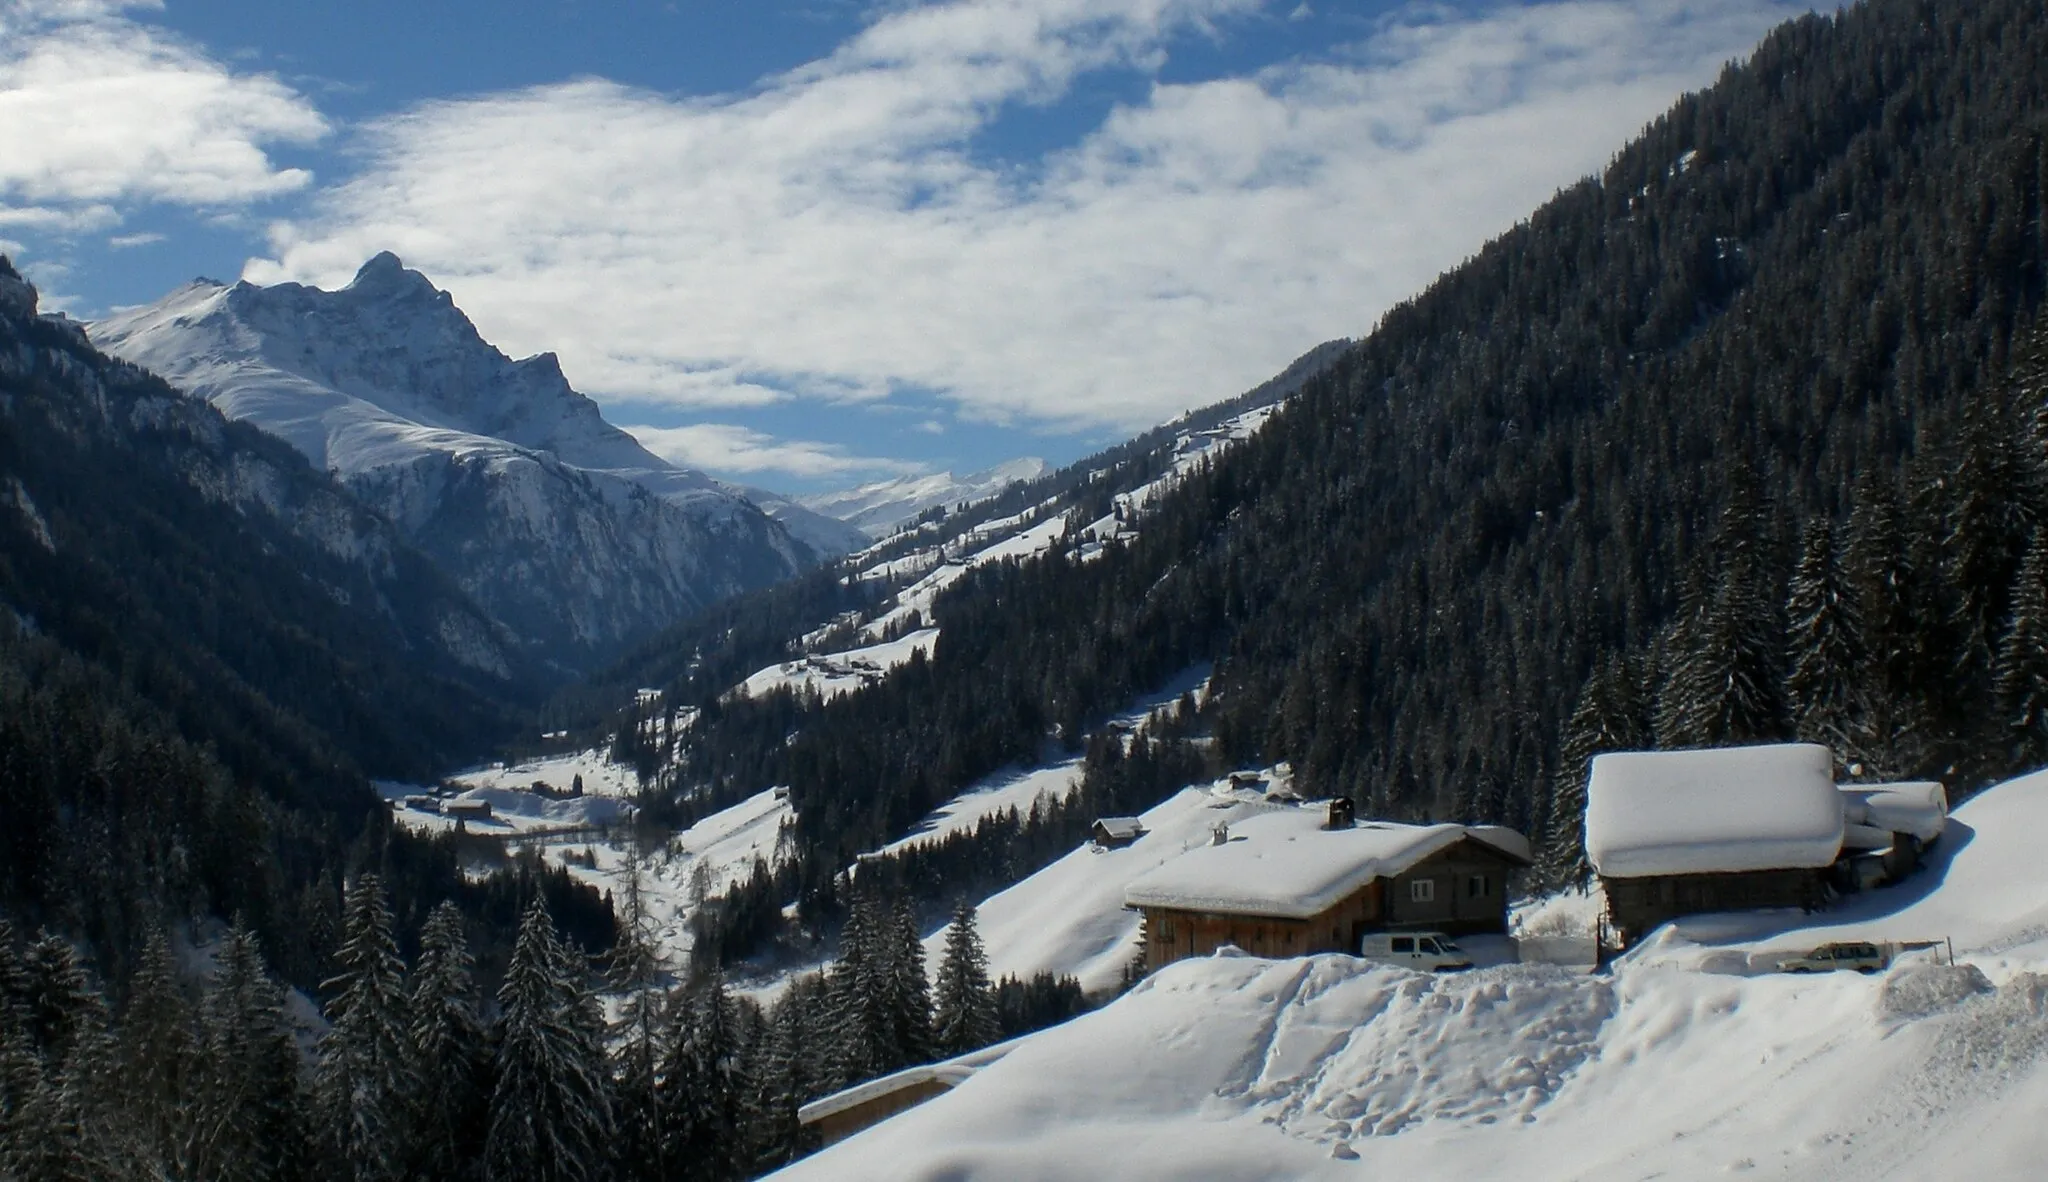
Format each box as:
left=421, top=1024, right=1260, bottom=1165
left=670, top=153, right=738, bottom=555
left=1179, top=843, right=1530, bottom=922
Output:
left=1122, top=809, right=1523, bottom=920
left=1585, top=743, right=1845, bottom=878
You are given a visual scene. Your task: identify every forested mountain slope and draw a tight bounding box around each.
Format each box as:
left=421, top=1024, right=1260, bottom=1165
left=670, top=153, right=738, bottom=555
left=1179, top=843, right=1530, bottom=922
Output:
left=0, top=259, right=607, bottom=985
left=609, top=0, right=2048, bottom=948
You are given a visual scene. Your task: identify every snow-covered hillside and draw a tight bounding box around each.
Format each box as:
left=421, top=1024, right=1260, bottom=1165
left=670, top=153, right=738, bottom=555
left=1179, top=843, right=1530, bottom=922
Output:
left=797, top=457, right=1048, bottom=540
left=90, top=254, right=816, bottom=668
left=776, top=770, right=2048, bottom=1180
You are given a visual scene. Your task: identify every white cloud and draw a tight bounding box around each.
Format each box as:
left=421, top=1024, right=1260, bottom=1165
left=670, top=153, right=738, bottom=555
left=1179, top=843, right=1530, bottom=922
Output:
left=621, top=422, right=928, bottom=482
left=0, top=0, right=325, bottom=230
left=105, top=229, right=162, bottom=247
left=250, top=0, right=1801, bottom=435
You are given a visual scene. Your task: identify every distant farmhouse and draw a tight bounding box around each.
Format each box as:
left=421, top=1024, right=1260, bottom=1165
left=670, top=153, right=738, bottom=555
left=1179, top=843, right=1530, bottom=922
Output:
left=1585, top=743, right=1948, bottom=945
left=1123, top=801, right=1530, bottom=972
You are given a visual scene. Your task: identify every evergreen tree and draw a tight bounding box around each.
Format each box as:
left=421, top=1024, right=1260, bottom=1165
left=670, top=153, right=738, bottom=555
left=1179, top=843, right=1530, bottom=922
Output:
left=1657, top=484, right=1789, bottom=749
left=1844, top=472, right=1932, bottom=777
left=315, top=874, right=414, bottom=1182
left=407, top=902, right=489, bottom=1182
left=883, top=898, right=933, bottom=1071
left=609, top=843, right=668, bottom=1182
left=931, top=902, right=999, bottom=1058
left=823, top=891, right=891, bottom=1089
left=1542, top=657, right=1648, bottom=888
left=1995, top=530, right=2048, bottom=765
left=196, top=923, right=311, bottom=1182
left=660, top=974, right=742, bottom=1182
left=486, top=897, right=612, bottom=1182
left=119, top=924, right=200, bottom=1175
left=1785, top=520, right=1867, bottom=759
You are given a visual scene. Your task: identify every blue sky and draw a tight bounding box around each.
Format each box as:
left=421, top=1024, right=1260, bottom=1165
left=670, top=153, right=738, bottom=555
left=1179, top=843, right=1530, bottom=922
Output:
left=0, top=0, right=1803, bottom=494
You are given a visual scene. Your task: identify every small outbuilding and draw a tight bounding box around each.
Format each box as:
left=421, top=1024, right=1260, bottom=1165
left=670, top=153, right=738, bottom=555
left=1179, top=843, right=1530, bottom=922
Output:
left=1586, top=743, right=1843, bottom=946
left=798, top=1039, right=1020, bottom=1145
left=1838, top=780, right=1947, bottom=886
left=1123, top=805, right=1530, bottom=972
left=1092, top=817, right=1147, bottom=849
left=443, top=797, right=494, bottom=822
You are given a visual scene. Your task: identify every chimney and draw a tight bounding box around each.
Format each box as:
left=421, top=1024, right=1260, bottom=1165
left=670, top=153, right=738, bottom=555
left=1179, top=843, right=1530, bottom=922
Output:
left=1325, top=798, right=1356, bottom=830
left=1211, top=822, right=1231, bottom=846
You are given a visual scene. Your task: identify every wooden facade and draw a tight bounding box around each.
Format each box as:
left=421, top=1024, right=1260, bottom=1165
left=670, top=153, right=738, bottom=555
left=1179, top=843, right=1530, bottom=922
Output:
left=1602, top=867, right=1829, bottom=946
left=805, top=1075, right=956, bottom=1147
left=1135, top=837, right=1524, bottom=972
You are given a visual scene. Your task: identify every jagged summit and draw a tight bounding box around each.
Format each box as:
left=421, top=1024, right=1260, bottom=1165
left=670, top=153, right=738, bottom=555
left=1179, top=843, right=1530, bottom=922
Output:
left=0, top=256, right=38, bottom=320
left=88, top=257, right=820, bottom=670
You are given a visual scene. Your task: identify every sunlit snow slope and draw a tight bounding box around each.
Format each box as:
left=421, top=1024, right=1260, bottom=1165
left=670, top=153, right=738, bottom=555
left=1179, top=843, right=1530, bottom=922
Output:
left=776, top=770, right=2048, bottom=1181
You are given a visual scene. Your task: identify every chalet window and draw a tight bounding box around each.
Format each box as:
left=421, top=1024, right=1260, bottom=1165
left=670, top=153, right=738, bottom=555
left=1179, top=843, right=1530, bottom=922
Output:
left=1409, top=878, right=1436, bottom=903
left=1467, top=874, right=1489, bottom=898
left=1159, top=919, right=1175, bottom=940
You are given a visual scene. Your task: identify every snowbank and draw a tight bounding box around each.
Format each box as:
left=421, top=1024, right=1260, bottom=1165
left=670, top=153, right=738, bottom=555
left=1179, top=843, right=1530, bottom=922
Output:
left=1585, top=743, right=1842, bottom=877
left=1840, top=780, right=1948, bottom=845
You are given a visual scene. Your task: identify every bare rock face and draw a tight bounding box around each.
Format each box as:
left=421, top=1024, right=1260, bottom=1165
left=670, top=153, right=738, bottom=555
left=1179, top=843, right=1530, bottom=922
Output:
left=92, top=254, right=817, bottom=670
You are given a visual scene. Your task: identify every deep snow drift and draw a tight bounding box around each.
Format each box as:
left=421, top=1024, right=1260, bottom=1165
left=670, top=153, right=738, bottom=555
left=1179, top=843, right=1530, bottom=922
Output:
left=774, top=770, right=2048, bottom=1181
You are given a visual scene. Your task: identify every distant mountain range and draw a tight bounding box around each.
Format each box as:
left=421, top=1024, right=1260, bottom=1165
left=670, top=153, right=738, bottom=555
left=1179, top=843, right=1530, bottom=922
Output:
left=796, top=458, right=1051, bottom=540
left=92, top=253, right=819, bottom=671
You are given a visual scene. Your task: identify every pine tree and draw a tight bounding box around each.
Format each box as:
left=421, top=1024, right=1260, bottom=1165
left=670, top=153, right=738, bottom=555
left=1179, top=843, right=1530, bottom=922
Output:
left=407, top=902, right=488, bottom=1182
left=119, top=924, right=200, bottom=1175
left=1657, top=485, right=1789, bottom=749
left=660, top=974, right=742, bottom=1182
left=486, top=897, right=613, bottom=1182
left=883, top=898, right=933, bottom=1071
left=609, top=844, right=668, bottom=1182
left=931, top=902, right=998, bottom=1058
left=17, top=930, right=117, bottom=1181
left=196, top=923, right=311, bottom=1182
left=823, top=891, right=891, bottom=1089
left=1785, top=519, right=1867, bottom=759
left=1844, top=471, right=1932, bottom=777
left=1995, top=530, right=2048, bottom=764
left=1542, top=657, right=1648, bottom=888
left=316, top=874, right=415, bottom=1182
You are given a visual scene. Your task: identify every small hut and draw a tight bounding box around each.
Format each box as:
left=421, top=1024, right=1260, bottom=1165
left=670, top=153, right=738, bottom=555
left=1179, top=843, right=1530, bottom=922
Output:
left=1091, top=817, right=1146, bottom=848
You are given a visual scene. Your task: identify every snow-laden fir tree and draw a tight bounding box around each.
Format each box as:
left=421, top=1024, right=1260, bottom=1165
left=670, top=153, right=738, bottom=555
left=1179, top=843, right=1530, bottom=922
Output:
left=406, top=902, right=488, bottom=1182
left=824, top=890, right=893, bottom=1089
left=1657, top=480, right=1789, bottom=748
left=1844, top=471, right=1933, bottom=777
left=1785, top=519, right=1868, bottom=760
left=316, top=874, right=415, bottom=1182
left=119, top=924, right=200, bottom=1175
left=658, top=972, right=743, bottom=1182
left=1995, top=530, right=2048, bottom=764
left=1939, top=388, right=2044, bottom=701
left=18, top=929, right=120, bottom=1181
left=884, top=898, right=933, bottom=1070
left=197, top=922, right=311, bottom=1182
left=1541, top=656, right=1649, bottom=889
left=932, top=901, right=999, bottom=1058
left=608, top=845, right=668, bottom=1182
left=485, top=897, right=612, bottom=1182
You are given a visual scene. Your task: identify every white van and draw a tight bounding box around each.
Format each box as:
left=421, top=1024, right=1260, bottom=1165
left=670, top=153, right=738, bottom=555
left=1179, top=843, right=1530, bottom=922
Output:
left=1359, top=930, right=1474, bottom=972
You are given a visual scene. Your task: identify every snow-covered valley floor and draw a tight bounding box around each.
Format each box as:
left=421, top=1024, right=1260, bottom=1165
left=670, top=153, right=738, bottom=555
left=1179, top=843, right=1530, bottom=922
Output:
left=772, top=769, right=2048, bottom=1181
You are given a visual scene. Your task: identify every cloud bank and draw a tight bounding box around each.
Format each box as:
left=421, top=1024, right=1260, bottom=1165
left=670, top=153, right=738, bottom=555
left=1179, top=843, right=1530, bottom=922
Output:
left=249, top=0, right=1800, bottom=437
left=0, top=0, right=326, bottom=233
left=623, top=422, right=928, bottom=481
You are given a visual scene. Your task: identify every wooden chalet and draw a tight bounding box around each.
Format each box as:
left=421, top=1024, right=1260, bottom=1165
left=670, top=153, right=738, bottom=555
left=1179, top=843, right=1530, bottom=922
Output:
left=1585, top=744, right=1845, bottom=946
left=1092, top=817, right=1146, bottom=848
left=1122, top=801, right=1530, bottom=973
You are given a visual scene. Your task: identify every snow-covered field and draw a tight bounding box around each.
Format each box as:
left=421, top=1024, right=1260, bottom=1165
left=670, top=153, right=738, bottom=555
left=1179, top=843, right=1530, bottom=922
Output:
left=776, top=769, right=2048, bottom=1180
left=734, top=628, right=939, bottom=703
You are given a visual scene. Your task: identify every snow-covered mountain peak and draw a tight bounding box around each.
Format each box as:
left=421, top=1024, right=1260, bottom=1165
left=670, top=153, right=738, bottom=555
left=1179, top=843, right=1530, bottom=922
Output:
left=88, top=258, right=821, bottom=668
left=799, top=456, right=1051, bottom=539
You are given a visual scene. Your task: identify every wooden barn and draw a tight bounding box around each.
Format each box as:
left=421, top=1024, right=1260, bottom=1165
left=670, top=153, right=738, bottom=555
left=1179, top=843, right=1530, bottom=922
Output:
left=1122, top=802, right=1530, bottom=973
left=1586, top=743, right=1845, bottom=946
left=1092, top=817, right=1146, bottom=849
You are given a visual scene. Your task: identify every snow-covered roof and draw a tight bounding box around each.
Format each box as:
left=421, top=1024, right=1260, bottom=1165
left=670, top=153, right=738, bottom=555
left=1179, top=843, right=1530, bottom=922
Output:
left=1840, top=781, right=1947, bottom=846
left=798, top=1037, right=1024, bottom=1125
left=1122, top=808, right=1524, bottom=920
left=1585, top=744, right=1844, bottom=878
left=1094, top=817, right=1146, bottom=840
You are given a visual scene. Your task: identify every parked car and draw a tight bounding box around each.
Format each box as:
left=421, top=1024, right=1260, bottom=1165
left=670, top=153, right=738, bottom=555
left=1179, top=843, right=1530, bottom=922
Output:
left=1360, top=930, right=1474, bottom=972
left=1777, top=941, right=1887, bottom=974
